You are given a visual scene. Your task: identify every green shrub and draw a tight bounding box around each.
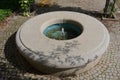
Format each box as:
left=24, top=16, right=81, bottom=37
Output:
left=19, top=0, right=33, bottom=16
left=0, top=9, right=12, bottom=21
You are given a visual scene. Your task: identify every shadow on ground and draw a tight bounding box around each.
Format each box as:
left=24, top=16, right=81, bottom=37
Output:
left=4, top=32, right=46, bottom=75
left=0, top=0, right=19, bottom=11
left=35, top=4, right=102, bottom=18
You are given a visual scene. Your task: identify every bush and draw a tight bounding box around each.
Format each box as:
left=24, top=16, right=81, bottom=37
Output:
left=19, top=0, right=33, bottom=16
left=0, top=9, right=12, bottom=21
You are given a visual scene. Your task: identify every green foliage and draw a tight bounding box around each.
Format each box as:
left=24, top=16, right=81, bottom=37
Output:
left=104, top=0, right=119, bottom=18
left=19, top=0, right=33, bottom=16
left=0, top=9, right=12, bottom=21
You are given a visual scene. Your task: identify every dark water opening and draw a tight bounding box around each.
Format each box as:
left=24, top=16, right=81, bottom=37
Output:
left=43, top=22, right=83, bottom=40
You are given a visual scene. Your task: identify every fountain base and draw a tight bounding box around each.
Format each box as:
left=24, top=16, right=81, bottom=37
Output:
left=16, top=11, right=110, bottom=76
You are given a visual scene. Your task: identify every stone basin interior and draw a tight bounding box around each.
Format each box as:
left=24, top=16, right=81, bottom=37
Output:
left=43, top=20, right=83, bottom=40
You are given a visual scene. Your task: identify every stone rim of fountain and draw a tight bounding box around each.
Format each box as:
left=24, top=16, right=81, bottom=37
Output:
left=16, top=11, right=110, bottom=75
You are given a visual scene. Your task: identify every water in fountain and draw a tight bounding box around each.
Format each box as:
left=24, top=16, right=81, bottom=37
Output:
left=51, top=27, right=67, bottom=40
left=43, top=22, right=82, bottom=40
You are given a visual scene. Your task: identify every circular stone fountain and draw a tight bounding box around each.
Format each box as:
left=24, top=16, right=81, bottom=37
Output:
left=16, top=11, right=110, bottom=76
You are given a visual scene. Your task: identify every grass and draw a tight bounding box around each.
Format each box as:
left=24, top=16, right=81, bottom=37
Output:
left=0, top=9, right=12, bottom=21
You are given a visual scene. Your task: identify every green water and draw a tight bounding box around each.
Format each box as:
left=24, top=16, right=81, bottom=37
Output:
left=43, top=23, right=82, bottom=40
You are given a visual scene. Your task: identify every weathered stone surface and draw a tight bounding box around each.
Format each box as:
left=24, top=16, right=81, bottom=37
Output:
left=16, top=11, right=110, bottom=75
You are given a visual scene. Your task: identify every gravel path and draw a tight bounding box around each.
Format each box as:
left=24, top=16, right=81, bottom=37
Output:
left=0, top=0, right=120, bottom=80
left=52, top=0, right=106, bottom=11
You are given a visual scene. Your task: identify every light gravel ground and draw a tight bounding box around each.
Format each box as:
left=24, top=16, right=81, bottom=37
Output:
left=52, top=0, right=106, bottom=11
left=0, top=0, right=120, bottom=80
